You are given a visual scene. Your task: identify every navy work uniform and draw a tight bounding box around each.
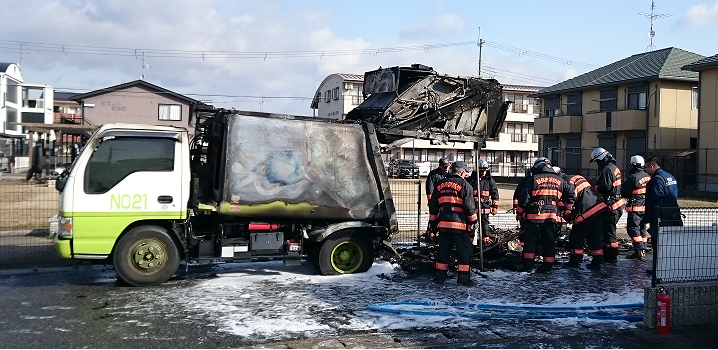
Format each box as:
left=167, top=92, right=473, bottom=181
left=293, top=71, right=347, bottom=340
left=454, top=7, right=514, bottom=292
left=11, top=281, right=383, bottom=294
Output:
left=428, top=161, right=479, bottom=286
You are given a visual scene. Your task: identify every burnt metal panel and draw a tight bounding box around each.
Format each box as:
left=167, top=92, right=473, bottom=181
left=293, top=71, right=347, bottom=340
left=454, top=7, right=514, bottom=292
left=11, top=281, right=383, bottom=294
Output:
left=347, top=64, right=508, bottom=143
left=217, top=113, right=385, bottom=221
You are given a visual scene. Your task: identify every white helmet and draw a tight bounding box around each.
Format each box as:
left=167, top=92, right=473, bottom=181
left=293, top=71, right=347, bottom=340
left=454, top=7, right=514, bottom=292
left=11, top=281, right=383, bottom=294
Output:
left=552, top=166, right=562, bottom=174
left=590, top=147, right=609, bottom=163
left=478, top=159, right=489, bottom=170
left=630, top=155, right=645, bottom=167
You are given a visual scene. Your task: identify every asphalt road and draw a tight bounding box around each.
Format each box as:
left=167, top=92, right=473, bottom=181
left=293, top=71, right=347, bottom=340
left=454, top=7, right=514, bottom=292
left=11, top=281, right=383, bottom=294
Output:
left=2, top=260, right=718, bottom=349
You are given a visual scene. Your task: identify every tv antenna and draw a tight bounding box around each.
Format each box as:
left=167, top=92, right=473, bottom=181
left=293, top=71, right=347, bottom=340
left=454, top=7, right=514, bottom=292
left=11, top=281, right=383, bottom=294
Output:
left=136, top=51, right=150, bottom=80
left=639, top=0, right=671, bottom=52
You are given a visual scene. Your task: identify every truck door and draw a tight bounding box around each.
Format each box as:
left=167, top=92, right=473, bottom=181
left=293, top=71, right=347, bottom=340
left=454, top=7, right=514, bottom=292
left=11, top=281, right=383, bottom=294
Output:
left=70, top=132, right=185, bottom=256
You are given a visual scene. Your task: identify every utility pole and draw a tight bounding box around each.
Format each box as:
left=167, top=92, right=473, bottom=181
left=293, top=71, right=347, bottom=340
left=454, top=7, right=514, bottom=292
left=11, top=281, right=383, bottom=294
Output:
left=477, top=27, right=485, bottom=78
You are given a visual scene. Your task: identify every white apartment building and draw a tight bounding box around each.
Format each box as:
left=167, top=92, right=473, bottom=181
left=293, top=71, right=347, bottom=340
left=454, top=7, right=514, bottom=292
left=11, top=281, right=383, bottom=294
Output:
left=310, top=73, right=364, bottom=120
left=310, top=72, right=541, bottom=176
left=0, top=62, right=55, bottom=157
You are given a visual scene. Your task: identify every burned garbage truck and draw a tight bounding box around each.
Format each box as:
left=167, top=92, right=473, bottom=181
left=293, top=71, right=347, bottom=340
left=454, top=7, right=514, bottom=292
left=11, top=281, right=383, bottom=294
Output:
left=52, top=64, right=508, bottom=286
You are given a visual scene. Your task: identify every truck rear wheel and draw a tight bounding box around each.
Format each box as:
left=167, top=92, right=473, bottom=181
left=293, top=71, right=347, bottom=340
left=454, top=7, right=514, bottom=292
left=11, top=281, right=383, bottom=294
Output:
left=113, top=225, right=180, bottom=286
left=317, top=230, right=374, bottom=275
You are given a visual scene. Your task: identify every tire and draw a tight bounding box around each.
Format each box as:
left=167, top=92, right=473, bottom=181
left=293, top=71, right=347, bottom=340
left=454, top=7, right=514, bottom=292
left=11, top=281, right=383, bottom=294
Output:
left=317, top=230, right=374, bottom=275
left=113, top=225, right=180, bottom=286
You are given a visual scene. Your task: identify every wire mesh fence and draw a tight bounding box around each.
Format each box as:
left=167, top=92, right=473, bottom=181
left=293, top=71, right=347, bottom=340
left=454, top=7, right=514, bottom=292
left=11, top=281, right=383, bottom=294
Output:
left=388, top=179, right=423, bottom=245
left=652, top=207, right=718, bottom=286
left=0, top=178, right=59, bottom=268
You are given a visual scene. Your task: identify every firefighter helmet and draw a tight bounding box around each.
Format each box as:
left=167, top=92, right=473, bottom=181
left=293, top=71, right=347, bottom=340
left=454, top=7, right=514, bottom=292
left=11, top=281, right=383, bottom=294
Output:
left=590, top=147, right=609, bottom=163
left=630, top=155, right=645, bottom=167
left=533, top=157, right=551, bottom=167
left=478, top=159, right=489, bottom=170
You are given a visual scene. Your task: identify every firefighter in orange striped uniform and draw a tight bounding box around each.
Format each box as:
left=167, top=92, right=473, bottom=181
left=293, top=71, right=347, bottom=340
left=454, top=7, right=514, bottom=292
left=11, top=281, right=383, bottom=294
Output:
left=469, top=159, right=499, bottom=242
left=554, top=167, right=607, bottom=269
left=428, top=161, right=479, bottom=286
left=517, top=158, right=575, bottom=273
left=621, top=155, right=651, bottom=261
left=590, top=147, right=626, bottom=263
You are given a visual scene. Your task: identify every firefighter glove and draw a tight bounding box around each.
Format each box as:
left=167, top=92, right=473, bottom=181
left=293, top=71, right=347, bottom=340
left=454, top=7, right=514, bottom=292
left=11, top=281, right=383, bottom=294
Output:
left=491, top=207, right=498, bottom=215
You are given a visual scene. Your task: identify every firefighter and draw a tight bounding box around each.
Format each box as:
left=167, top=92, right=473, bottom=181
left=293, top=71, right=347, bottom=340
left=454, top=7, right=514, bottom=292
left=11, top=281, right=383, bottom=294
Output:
left=426, top=157, right=451, bottom=203
left=428, top=161, right=479, bottom=286
left=589, top=147, right=625, bottom=263
left=554, top=167, right=607, bottom=269
left=512, top=167, right=532, bottom=247
left=621, top=155, right=651, bottom=261
left=468, top=159, right=499, bottom=242
left=423, top=157, right=451, bottom=243
left=517, top=158, right=574, bottom=273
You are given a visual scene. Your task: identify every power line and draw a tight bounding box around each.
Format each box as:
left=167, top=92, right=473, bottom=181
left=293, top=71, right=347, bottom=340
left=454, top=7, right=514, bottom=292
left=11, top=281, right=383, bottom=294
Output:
left=0, top=39, right=475, bottom=59
left=482, top=66, right=559, bottom=86
left=483, top=41, right=597, bottom=69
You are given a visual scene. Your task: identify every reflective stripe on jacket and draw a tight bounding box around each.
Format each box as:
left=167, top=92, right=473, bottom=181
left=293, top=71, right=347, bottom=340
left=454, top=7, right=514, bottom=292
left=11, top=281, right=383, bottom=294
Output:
left=428, top=174, right=478, bottom=233
left=621, top=168, right=650, bottom=214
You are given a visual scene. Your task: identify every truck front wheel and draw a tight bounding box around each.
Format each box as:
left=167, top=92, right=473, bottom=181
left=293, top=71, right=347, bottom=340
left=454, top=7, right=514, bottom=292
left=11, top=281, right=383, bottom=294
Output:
left=317, top=230, right=374, bottom=275
left=113, top=226, right=180, bottom=286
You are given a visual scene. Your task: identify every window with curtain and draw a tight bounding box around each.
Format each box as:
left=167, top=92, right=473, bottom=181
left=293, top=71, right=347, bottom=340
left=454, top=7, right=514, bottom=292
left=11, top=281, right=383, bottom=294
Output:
left=158, top=104, right=182, bottom=121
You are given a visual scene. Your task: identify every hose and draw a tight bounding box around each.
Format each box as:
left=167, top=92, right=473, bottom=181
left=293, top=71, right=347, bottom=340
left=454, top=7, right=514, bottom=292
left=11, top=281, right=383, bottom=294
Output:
left=367, top=301, right=643, bottom=322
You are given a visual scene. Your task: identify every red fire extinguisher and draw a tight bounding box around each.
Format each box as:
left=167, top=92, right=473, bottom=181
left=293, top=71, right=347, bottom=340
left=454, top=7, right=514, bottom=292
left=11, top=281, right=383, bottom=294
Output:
left=656, top=287, right=670, bottom=335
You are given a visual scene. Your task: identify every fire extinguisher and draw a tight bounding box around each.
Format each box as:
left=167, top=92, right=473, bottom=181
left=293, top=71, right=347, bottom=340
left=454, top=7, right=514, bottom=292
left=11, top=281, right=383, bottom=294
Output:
left=656, top=287, right=670, bottom=335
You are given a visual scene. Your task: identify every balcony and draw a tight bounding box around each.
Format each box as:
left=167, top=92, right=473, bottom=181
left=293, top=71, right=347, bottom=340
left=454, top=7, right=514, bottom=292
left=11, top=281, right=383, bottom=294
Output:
left=584, top=108, right=646, bottom=132
left=534, top=115, right=582, bottom=135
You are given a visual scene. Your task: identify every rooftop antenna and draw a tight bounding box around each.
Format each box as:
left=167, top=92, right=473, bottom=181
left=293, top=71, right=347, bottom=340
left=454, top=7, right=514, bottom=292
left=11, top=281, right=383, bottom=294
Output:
left=137, top=52, right=150, bottom=80
left=639, top=0, right=671, bottom=52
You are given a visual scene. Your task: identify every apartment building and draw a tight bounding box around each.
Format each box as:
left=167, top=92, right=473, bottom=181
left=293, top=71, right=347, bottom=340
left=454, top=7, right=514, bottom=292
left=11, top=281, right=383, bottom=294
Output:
left=683, top=54, right=718, bottom=192
left=533, top=47, right=703, bottom=179
left=310, top=73, right=364, bottom=120
left=0, top=62, right=54, bottom=157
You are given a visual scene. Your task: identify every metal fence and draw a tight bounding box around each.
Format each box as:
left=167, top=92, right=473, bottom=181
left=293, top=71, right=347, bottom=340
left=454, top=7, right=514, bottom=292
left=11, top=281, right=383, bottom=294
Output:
left=0, top=178, right=58, bottom=268
left=388, top=179, right=424, bottom=245
left=652, top=207, right=718, bottom=286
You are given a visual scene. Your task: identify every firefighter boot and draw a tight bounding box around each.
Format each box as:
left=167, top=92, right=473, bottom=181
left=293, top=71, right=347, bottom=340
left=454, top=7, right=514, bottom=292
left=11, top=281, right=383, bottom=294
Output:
left=433, top=269, right=448, bottom=284
left=565, top=254, right=583, bottom=268
left=536, top=262, right=553, bottom=274
left=520, top=258, right=535, bottom=272
left=627, top=249, right=647, bottom=261
left=457, top=271, right=478, bottom=286
left=587, top=255, right=604, bottom=270
left=604, top=248, right=619, bottom=263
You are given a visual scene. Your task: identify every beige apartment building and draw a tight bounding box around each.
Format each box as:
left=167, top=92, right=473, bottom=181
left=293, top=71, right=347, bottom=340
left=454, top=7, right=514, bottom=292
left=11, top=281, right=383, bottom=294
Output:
left=683, top=54, right=718, bottom=192
left=533, top=47, right=703, bottom=181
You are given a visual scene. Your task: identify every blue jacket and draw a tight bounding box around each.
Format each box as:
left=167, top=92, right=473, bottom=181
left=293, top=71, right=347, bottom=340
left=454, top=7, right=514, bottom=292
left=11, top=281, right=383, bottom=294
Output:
left=643, top=168, right=679, bottom=224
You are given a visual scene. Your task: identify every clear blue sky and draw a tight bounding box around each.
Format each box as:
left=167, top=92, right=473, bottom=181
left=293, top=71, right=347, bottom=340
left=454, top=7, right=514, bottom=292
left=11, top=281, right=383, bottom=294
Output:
left=1, top=0, right=715, bottom=115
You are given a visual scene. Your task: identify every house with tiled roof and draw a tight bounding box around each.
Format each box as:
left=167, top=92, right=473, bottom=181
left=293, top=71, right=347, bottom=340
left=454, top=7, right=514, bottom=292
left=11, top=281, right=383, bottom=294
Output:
left=683, top=53, right=718, bottom=192
left=70, top=80, right=205, bottom=131
left=533, top=47, right=703, bottom=179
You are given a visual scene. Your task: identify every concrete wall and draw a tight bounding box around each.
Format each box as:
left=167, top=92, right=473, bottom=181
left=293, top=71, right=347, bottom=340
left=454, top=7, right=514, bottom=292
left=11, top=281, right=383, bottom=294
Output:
left=644, top=284, right=718, bottom=329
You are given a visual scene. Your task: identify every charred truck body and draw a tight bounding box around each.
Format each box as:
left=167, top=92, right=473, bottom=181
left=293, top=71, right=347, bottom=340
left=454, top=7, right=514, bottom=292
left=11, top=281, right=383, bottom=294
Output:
left=52, top=64, right=508, bottom=286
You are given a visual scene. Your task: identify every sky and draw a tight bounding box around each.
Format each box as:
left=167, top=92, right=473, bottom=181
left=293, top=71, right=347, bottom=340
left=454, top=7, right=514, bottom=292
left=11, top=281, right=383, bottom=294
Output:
left=1, top=0, right=716, bottom=116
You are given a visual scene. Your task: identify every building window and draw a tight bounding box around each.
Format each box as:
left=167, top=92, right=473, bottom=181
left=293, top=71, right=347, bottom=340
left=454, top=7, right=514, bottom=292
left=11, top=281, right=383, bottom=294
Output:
left=544, top=97, right=559, bottom=117
left=332, top=87, right=340, bottom=100
left=599, top=89, right=617, bottom=112
left=692, top=86, right=699, bottom=110
left=627, top=86, right=647, bottom=110
left=158, top=104, right=182, bottom=121
left=324, top=90, right=331, bottom=103
left=349, top=84, right=364, bottom=105
left=566, top=94, right=582, bottom=116
left=456, top=151, right=467, bottom=162
left=403, top=148, right=421, bottom=161
left=427, top=150, right=445, bottom=162
left=484, top=151, right=496, bottom=163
